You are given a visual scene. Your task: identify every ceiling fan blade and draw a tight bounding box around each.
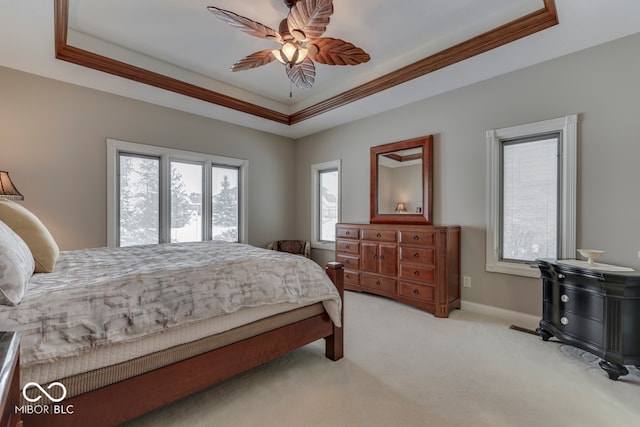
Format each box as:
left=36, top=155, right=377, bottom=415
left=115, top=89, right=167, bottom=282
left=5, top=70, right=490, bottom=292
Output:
left=286, top=58, right=316, bottom=90
left=287, top=0, right=333, bottom=41
left=231, top=50, right=277, bottom=72
left=309, top=38, right=371, bottom=65
left=207, top=7, right=282, bottom=42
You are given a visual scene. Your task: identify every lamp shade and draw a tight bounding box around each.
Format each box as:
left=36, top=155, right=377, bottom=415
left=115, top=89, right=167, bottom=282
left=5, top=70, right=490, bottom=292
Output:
left=0, top=171, right=24, bottom=200
left=394, top=202, right=407, bottom=213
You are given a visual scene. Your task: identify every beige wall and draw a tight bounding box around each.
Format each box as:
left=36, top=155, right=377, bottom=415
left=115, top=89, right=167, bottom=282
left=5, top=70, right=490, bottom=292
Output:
left=0, top=66, right=296, bottom=250
left=297, top=33, right=640, bottom=316
left=3, top=33, right=640, bottom=317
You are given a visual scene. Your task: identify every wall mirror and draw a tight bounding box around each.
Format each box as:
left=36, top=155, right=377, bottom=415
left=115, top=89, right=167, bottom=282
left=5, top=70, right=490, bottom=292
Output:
left=370, top=135, right=433, bottom=224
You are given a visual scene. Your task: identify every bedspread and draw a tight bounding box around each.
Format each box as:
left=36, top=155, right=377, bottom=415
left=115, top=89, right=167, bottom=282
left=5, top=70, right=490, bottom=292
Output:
left=0, top=241, right=341, bottom=364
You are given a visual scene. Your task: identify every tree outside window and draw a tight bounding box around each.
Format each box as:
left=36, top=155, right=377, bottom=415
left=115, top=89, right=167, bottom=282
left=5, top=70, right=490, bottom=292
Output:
left=212, top=166, right=239, bottom=242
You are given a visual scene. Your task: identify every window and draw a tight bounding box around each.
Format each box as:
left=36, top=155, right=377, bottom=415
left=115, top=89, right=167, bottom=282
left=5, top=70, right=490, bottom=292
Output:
left=211, top=165, right=240, bottom=242
left=486, top=115, right=577, bottom=277
left=107, top=139, right=248, bottom=247
left=170, top=160, right=203, bottom=243
left=118, top=153, right=161, bottom=246
left=311, top=160, right=341, bottom=250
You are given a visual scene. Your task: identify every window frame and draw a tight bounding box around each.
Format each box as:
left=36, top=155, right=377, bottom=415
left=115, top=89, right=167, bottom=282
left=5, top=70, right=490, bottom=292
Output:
left=486, top=115, right=577, bottom=277
left=311, top=159, right=341, bottom=250
left=107, top=139, right=248, bottom=247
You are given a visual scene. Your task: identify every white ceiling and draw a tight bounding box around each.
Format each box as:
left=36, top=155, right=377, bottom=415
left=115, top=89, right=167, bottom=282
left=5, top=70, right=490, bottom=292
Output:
left=67, top=0, right=540, bottom=106
left=1, top=0, right=640, bottom=138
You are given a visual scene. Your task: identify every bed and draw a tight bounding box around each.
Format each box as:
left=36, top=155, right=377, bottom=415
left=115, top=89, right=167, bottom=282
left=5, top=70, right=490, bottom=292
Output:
left=0, top=237, right=344, bottom=427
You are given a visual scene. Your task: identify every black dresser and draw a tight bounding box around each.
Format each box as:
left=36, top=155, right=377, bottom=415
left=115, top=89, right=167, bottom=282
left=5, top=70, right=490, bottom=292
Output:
left=536, top=259, right=640, bottom=380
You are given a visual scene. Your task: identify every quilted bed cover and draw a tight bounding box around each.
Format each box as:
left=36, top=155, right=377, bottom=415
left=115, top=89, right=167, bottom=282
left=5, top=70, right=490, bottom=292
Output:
left=0, top=241, right=341, bottom=364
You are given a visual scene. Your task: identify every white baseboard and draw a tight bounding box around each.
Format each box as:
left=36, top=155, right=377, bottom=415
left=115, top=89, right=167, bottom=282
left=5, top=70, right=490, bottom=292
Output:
left=460, top=300, right=541, bottom=330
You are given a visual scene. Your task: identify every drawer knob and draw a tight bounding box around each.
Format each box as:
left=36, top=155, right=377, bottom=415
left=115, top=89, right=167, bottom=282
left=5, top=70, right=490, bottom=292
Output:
left=558, top=273, right=566, bottom=279
left=413, top=289, right=420, bottom=295
left=561, top=294, right=570, bottom=303
left=346, top=274, right=351, bottom=279
left=560, top=316, right=569, bottom=325
left=413, top=252, right=419, bottom=258
left=345, top=231, right=350, bottom=235
left=345, top=245, right=350, bottom=249
left=413, top=235, right=420, bottom=240
left=376, top=233, right=382, bottom=238
left=376, top=281, right=381, bottom=286
left=345, top=260, right=350, bottom=265
left=413, top=270, right=420, bottom=276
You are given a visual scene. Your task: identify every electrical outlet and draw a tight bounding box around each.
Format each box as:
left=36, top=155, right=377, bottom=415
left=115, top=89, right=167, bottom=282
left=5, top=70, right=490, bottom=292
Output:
left=463, top=276, right=471, bottom=288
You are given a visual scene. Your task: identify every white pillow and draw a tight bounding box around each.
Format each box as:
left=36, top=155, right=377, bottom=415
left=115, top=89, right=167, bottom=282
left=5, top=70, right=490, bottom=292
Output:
left=0, top=220, right=35, bottom=306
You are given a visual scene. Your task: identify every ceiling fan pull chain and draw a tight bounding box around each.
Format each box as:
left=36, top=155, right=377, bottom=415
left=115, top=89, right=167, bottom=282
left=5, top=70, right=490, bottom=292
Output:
left=290, top=79, right=293, bottom=98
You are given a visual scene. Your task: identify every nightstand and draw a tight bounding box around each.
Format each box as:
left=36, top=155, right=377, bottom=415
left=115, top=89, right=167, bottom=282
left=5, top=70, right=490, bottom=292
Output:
left=0, top=332, right=22, bottom=427
left=536, top=260, right=640, bottom=380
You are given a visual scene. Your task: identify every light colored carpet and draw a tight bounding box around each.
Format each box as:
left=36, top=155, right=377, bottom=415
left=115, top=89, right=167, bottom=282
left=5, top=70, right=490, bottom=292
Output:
left=122, top=291, right=640, bottom=427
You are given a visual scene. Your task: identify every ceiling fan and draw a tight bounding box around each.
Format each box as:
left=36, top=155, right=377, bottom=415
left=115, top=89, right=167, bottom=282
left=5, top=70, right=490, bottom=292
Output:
left=207, top=0, right=370, bottom=92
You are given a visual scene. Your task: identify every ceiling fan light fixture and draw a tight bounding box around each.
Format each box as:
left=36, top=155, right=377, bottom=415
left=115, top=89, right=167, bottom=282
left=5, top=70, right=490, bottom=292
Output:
left=294, top=47, right=308, bottom=64
left=273, top=42, right=307, bottom=66
left=282, top=42, right=298, bottom=61
left=272, top=49, right=286, bottom=64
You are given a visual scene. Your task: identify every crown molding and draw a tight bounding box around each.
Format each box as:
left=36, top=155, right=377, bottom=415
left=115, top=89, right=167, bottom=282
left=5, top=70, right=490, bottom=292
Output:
left=54, top=0, right=558, bottom=126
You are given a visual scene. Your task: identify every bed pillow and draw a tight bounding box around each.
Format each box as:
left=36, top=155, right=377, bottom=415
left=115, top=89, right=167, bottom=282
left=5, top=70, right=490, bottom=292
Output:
left=0, top=220, right=35, bottom=306
left=0, top=199, right=59, bottom=273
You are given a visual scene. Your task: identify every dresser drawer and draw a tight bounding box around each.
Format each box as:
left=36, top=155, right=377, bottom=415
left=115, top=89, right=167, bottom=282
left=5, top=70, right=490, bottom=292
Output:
left=399, top=230, right=435, bottom=246
left=361, top=274, right=397, bottom=294
left=544, top=302, right=603, bottom=347
left=336, top=239, right=359, bottom=254
left=361, top=229, right=397, bottom=242
left=399, top=264, right=434, bottom=284
left=336, top=226, right=359, bottom=239
left=336, top=254, right=359, bottom=270
left=544, top=282, right=604, bottom=322
left=344, top=270, right=360, bottom=286
left=399, top=281, right=434, bottom=303
left=399, top=246, right=434, bottom=266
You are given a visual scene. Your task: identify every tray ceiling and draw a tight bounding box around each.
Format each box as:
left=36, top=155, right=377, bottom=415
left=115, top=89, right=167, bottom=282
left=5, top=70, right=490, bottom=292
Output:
left=58, top=0, right=554, bottom=126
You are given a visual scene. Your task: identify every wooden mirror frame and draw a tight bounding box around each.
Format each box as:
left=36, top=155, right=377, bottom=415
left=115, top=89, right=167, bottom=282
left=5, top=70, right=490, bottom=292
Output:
left=370, top=135, right=433, bottom=225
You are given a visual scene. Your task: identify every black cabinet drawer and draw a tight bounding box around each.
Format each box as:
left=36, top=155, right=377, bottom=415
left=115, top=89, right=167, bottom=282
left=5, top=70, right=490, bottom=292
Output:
left=544, top=282, right=604, bottom=322
left=541, top=267, right=604, bottom=289
left=543, top=302, right=603, bottom=347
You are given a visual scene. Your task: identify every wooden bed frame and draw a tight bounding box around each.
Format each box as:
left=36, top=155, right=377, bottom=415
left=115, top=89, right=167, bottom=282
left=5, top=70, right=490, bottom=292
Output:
left=15, top=262, right=343, bottom=427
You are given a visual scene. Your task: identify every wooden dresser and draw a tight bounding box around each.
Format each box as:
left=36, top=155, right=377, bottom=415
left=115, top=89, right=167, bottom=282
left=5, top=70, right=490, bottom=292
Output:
left=335, top=223, right=461, bottom=317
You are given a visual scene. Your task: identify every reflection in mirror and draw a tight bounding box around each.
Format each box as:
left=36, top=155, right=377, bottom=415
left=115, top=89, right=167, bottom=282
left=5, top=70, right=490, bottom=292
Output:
left=377, top=147, right=423, bottom=214
left=370, top=135, right=433, bottom=224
